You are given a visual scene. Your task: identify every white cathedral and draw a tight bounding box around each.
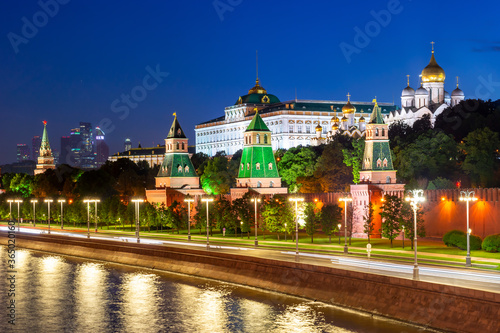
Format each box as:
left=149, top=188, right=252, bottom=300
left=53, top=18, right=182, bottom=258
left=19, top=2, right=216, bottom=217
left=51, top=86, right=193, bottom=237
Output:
left=386, top=44, right=465, bottom=126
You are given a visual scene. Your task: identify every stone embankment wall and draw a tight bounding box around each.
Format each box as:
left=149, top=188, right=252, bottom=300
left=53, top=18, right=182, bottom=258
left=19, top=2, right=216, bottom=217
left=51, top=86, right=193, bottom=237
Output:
left=2, top=232, right=499, bottom=333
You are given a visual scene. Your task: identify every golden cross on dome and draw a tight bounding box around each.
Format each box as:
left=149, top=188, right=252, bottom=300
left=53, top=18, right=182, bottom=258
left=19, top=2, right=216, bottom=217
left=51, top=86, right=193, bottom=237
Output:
left=456, top=76, right=459, bottom=88
left=347, top=92, right=351, bottom=101
left=173, top=112, right=176, bottom=117
left=431, top=41, right=435, bottom=52
left=407, top=74, right=410, bottom=86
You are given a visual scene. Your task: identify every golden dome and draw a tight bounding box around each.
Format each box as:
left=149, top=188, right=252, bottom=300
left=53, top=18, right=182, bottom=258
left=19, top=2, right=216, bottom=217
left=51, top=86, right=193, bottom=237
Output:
left=315, top=123, right=322, bottom=131
left=421, top=51, right=445, bottom=83
left=342, top=93, right=356, bottom=114
left=248, top=78, right=267, bottom=94
left=331, top=115, right=340, bottom=123
left=359, top=116, right=365, bottom=123
left=341, top=115, right=348, bottom=122
left=332, top=124, right=339, bottom=131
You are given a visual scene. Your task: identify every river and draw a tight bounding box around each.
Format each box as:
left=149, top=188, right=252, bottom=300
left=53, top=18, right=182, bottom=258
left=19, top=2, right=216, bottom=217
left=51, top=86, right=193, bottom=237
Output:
left=0, top=246, right=433, bottom=332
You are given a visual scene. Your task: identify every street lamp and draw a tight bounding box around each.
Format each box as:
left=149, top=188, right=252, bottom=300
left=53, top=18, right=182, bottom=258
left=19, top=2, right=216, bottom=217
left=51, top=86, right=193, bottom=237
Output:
left=58, top=199, right=66, bottom=230
left=405, top=189, right=425, bottom=280
left=289, top=197, right=304, bottom=259
left=44, top=199, right=53, bottom=234
left=285, top=222, right=287, bottom=241
left=402, top=225, right=405, bottom=249
left=337, top=223, right=342, bottom=244
left=31, top=199, right=38, bottom=227
left=14, top=199, right=23, bottom=232
left=184, top=197, right=195, bottom=241
left=339, top=196, right=353, bottom=254
left=83, top=199, right=93, bottom=238
left=131, top=199, right=144, bottom=243
left=201, top=198, right=214, bottom=250
left=7, top=200, right=13, bottom=222
left=251, top=197, right=261, bottom=247
left=93, top=199, right=100, bottom=233
left=459, top=190, right=477, bottom=267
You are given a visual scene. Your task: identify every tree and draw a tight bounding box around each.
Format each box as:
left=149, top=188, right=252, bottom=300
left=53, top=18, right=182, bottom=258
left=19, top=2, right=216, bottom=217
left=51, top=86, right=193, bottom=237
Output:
left=261, top=196, right=293, bottom=240
left=191, top=152, right=210, bottom=176
left=461, top=127, right=500, bottom=187
left=320, top=204, right=342, bottom=243
left=200, top=153, right=238, bottom=195
left=313, top=142, right=352, bottom=192
left=165, top=201, right=185, bottom=233
left=303, top=202, right=319, bottom=243
left=379, top=195, right=402, bottom=247
left=233, top=195, right=253, bottom=238
left=277, top=146, right=319, bottom=192
left=363, top=202, right=376, bottom=244
left=342, top=138, right=365, bottom=184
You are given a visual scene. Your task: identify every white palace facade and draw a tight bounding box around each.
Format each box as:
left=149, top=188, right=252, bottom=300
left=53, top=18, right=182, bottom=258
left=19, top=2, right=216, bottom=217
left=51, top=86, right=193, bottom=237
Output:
left=195, top=78, right=397, bottom=157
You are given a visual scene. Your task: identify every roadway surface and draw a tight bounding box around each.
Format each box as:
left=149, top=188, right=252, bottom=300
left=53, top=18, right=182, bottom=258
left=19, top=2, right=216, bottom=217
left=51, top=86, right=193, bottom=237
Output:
left=2, top=226, right=500, bottom=294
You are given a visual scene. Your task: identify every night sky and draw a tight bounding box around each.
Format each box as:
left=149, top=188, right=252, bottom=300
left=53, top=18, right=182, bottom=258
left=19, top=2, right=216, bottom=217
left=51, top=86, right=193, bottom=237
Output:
left=1, top=0, right=499, bottom=165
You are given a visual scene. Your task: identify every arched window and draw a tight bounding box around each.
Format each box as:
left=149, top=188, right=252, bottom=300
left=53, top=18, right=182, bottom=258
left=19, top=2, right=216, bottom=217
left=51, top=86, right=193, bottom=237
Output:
left=383, top=158, right=388, bottom=167
left=240, top=164, right=244, bottom=171
left=256, top=163, right=260, bottom=170
left=176, top=142, right=179, bottom=150
left=182, top=142, right=185, bottom=150
left=247, top=163, right=250, bottom=170
left=375, top=128, right=379, bottom=136
left=257, top=181, right=262, bottom=188
left=376, top=158, right=382, bottom=167
left=245, top=137, right=248, bottom=145
left=177, top=165, right=182, bottom=172
left=270, top=181, right=274, bottom=188
left=256, top=134, right=260, bottom=144
left=382, top=129, right=385, bottom=137
left=386, top=176, right=391, bottom=184
left=185, top=165, right=189, bottom=173
left=268, top=163, right=273, bottom=170
left=264, top=134, right=268, bottom=144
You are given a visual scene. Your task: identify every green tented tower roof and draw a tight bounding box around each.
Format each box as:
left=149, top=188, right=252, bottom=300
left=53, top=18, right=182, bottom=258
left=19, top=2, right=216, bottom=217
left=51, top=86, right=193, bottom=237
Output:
left=369, top=100, right=385, bottom=124
left=167, top=114, right=187, bottom=139
left=245, top=111, right=270, bottom=132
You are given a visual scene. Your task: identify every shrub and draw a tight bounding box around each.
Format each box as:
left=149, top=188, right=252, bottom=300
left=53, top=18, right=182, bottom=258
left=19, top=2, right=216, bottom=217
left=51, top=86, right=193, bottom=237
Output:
left=442, top=229, right=482, bottom=250
left=482, top=234, right=500, bottom=253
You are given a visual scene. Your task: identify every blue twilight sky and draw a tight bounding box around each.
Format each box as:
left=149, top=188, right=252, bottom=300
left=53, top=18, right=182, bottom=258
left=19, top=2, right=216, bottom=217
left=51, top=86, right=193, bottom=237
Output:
left=1, top=0, right=499, bottom=165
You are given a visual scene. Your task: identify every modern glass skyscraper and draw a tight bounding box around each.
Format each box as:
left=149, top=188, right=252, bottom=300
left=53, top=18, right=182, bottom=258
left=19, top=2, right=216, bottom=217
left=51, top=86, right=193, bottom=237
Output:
left=16, top=144, right=30, bottom=162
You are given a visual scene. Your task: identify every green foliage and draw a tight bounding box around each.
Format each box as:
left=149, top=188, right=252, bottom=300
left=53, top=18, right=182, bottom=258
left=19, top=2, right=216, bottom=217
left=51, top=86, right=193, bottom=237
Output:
left=342, top=138, right=365, bottom=184
left=277, top=146, right=319, bottom=192
left=460, top=127, right=500, bottom=187
left=261, top=195, right=293, bottom=240
left=379, top=195, right=402, bottom=247
left=233, top=195, right=253, bottom=237
left=427, top=177, right=455, bottom=190
left=443, top=230, right=482, bottom=250
left=399, top=201, right=426, bottom=249
left=191, top=152, right=210, bottom=176
left=200, top=153, right=238, bottom=195
left=165, top=201, right=185, bottom=233
left=320, top=204, right=342, bottom=243
left=312, top=142, right=352, bottom=192
left=363, top=202, right=375, bottom=243
left=303, top=202, right=319, bottom=243
left=482, top=234, right=500, bottom=253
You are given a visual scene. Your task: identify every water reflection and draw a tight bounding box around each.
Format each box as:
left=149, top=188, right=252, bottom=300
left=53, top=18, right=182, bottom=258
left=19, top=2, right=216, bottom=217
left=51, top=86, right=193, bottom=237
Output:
left=120, top=273, right=161, bottom=332
left=0, top=246, right=431, bottom=333
left=74, top=263, right=109, bottom=332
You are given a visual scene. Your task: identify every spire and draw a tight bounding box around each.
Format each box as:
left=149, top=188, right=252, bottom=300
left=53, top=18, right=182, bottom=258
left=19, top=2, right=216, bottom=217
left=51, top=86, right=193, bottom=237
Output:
left=456, top=76, right=459, bottom=88
left=407, top=74, right=410, bottom=87
left=369, top=98, right=384, bottom=124
left=256, top=50, right=259, bottom=84
left=431, top=41, right=435, bottom=53
left=167, top=113, right=186, bottom=138
left=39, top=120, right=52, bottom=157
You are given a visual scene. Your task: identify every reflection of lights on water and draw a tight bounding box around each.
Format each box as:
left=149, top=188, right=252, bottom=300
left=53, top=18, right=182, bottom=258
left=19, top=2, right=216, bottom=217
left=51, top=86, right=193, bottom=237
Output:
left=74, top=263, right=108, bottom=331
left=15, top=249, right=29, bottom=269
left=41, top=256, right=63, bottom=273
left=121, top=273, right=161, bottom=331
left=238, top=299, right=273, bottom=332
left=271, top=304, right=338, bottom=333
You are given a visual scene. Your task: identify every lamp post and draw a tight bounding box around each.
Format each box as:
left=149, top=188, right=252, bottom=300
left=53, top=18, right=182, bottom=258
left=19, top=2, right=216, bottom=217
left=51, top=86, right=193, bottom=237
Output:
left=337, top=223, right=342, bottom=244
left=251, top=198, right=261, bottom=247
left=31, top=199, right=38, bottom=227
left=131, top=199, right=144, bottom=243
left=405, top=189, right=425, bottom=280
left=459, top=190, right=477, bottom=267
left=184, top=197, right=195, bottom=241
left=7, top=200, right=13, bottom=222
left=289, top=197, right=304, bottom=259
left=285, top=223, right=287, bottom=241
left=93, top=200, right=100, bottom=233
left=58, top=199, right=66, bottom=230
left=201, top=198, right=214, bottom=250
left=402, top=225, right=405, bottom=249
left=83, top=199, right=92, bottom=238
left=339, top=196, right=353, bottom=254
left=14, top=199, right=23, bottom=232
left=44, top=199, right=53, bottom=234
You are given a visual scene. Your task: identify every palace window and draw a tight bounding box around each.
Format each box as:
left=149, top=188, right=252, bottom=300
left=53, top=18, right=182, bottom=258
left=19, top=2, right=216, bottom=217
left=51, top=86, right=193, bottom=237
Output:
left=289, top=125, right=294, bottom=133
left=306, top=125, right=310, bottom=133
left=256, top=163, right=260, bottom=170
left=268, top=163, right=273, bottom=170
left=297, top=125, right=302, bottom=133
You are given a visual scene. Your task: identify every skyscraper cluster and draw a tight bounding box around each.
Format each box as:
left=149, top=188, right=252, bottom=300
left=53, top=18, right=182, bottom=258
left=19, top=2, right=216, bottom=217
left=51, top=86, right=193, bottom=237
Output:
left=59, top=122, right=109, bottom=168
